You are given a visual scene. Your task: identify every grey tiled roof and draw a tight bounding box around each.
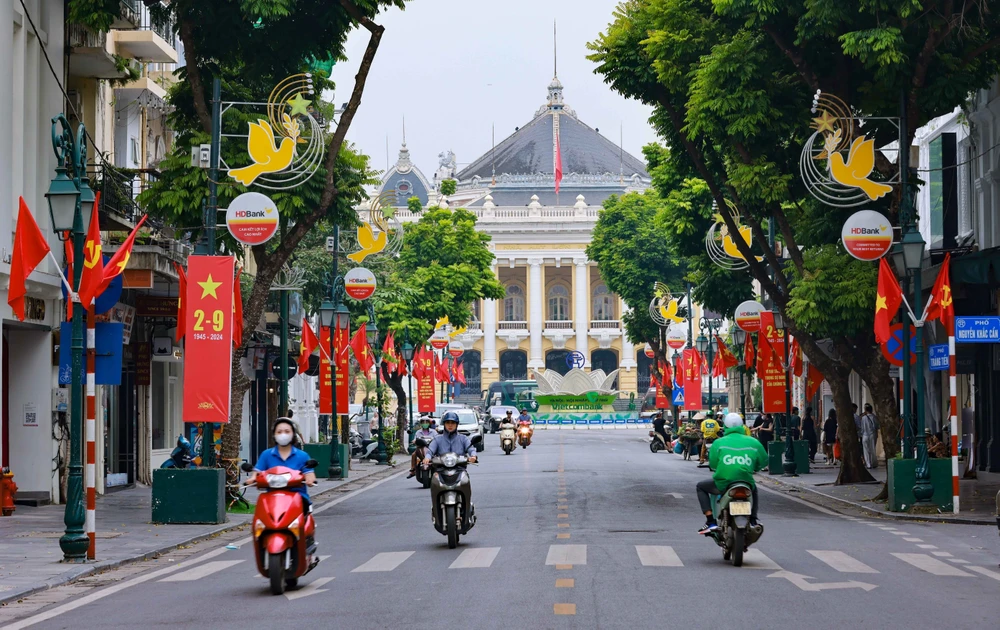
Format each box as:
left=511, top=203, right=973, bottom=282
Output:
left=468, top=187, right=624, bottom=207
left=383, top=170, right=429, bottom=207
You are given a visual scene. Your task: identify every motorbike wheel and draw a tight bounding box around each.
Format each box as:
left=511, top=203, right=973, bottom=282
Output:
left=732, top=528, right=745, bottom=567
left=723, top=547, right=732, bottom=561
left=269, top=552, right=286, bottom=595
left=285, top=577, right=298, bottom=589
left=445, top=505, right=459, bottom=549
left=649, top=441, right=660, bottom=453
left=421, top=473, right=431, bottom=489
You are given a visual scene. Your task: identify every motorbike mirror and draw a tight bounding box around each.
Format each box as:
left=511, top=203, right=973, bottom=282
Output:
left=305, top=459, right=319, bottom=469
left=470, top=434, right=483, bottom=447
left=240, top=462, right=254, bottom=473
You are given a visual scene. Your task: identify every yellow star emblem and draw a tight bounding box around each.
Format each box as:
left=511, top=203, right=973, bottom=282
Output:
left=875, top=293, right=887, bottom=313
left=811, top=110, right=837, bottom=133
left=287, top=93, right=312, bottom=117
left=198, top=274, right=223, bottom=299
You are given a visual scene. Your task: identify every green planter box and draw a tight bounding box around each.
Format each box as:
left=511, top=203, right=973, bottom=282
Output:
left=767, top=440, right=810, bottom=475
left=303, top=443, right=332, bottom=479
left=338, top=444, right=350, bottom=479
left=887, top=458, right=954, bottom=512
left=151, top=468, right=226, bottom=524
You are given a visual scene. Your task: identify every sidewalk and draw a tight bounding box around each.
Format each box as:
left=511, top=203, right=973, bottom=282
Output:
left=757, top=460, right=999, bottom=526
left=0, top=460, right=391, bottom=605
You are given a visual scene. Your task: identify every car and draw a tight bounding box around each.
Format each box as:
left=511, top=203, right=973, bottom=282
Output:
left=435, top=408, right=485, bottom=443
left=487, top=405, right=519, bottom=433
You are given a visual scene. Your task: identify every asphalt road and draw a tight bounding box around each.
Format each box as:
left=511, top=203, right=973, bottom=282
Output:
left=5, top=431, right=1000, bottom=630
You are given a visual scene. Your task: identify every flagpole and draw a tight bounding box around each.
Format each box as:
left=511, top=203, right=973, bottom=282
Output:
left=85, top=303, right=96, bottom=559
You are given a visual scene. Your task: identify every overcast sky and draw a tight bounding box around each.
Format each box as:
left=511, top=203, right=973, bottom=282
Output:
left=330, top=0, right=658, bottom=179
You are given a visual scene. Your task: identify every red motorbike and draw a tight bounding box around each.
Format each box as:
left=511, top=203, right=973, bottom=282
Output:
left=241, top=461, right=319, bottom=595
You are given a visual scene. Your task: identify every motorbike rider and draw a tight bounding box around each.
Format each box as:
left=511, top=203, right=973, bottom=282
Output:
left=698, top=412, right=721, bottom=465
left=250, top=418, right=318, bottom=512
left=652, top=412, right=668, bottom=441
left=697, top=413, right=768, bottom=534
left=408, top=416, right=438, bottom=478
left=424, top=411, right=478, bottom=465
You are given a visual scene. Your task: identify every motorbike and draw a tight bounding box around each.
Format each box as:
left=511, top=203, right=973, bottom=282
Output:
left=499, top=421, right=517, bottom=455
left=240, top=460, right=321, bottom=594
left=648, top=426, right=671, bottom=453
left=707, top=481, right=763, bottom=567
left=414, top=435, right=434, bottom=488
left=517, top=424, right=532, bottom=449
left=427, top=434, right=482, bottom=549
left=160, top=435, right=194, bottom=468
left=349, top=429, right=379, bottom=461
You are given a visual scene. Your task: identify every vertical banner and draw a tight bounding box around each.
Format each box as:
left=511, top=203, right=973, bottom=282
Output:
left=682, top=349, right=702, bottom=411
left=318, top=326, right=349, bottom=415
left=759, top=311, right=787, bottom=414
left=319, top=327, right=331, bottom=414
left=182, top=255, right=235, bottom=423
left=417, top=347, right=436, bottom=413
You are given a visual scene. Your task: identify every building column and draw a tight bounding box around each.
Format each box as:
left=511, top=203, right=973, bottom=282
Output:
left=573, top=257, right=590, bottom=367
left=620, top=299, right=637, bottom=369
left=528, top=258, right=544, bottom=369
left=483, top=272, right=498, bottom=370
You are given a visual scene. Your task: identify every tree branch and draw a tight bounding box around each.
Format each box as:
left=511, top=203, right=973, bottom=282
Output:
left=909, top=0, right=955, bottom=135
left=178, top=17, right=212, bottom=134
left=762, top=25, right=820, bottom=93
left=962, top=35, right=1000, bottom=66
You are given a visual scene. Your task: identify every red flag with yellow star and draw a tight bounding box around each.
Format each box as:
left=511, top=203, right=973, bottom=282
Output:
left=298, top=317, right=319, bottom=375
left=744, top=333, right=755, bottom=372
left=924, top=253, right=954, bottom=335
left=789, top=337, right=802, bottom=378
left=806, top=364, right=824, bottom=401
left=875, top=257, right=903, bottom=344
left=99, top=214, right=147, bottom=294
left=349, top=326, right=374, bottom=373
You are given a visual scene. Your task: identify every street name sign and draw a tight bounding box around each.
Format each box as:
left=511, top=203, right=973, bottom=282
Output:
left=955, top=317, right=1000, bottom=343
left=928, top=344, right=949, bottom=371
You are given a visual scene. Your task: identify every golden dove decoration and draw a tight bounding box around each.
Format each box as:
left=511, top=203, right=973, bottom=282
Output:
left=649, top=284, right=684, bottom=327
left=705, top=200, right=762, bottom=270
left=342, top=190, right=404, bottom=264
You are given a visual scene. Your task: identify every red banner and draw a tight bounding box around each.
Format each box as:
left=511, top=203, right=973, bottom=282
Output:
left=682, top=349, right=702, bottom=411
left=760, top=312, right=787, bottom=414
left=182, top=255, right=235, bottom=423
left=319, top=327, right=349, bottom=415
left=416, top=347, right=436, bottom=413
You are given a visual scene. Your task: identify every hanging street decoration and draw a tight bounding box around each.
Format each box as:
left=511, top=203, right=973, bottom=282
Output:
left=800, top=91, right=897, bottom=207
left=226, top=73, right=325, bottom=189
left=841, top=210, right=893, bottom=261
left=182, top=255, right=236, bottom=424
left=649, top=281, right=684, bottom=325
left=319, top=326, right=349, bottom=415
left=734, top=300, right=764, bottom=333
left=448, top=341, right=465, bottom=359
left=759, top=311, right=787, bottom=414
left=666, top=325, right=687, bottom=350
left=225, top=192, right=279, bottom=245
left=343, top=267, right=377, bottom=300
left=343, top=189, right=404, bottom=263
left=705, top=200, right=761, bottom=270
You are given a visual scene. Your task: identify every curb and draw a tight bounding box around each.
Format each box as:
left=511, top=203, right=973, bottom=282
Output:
left=0, top=464, right=395, bottom=606
left=758, top=475, right=995, bottom=526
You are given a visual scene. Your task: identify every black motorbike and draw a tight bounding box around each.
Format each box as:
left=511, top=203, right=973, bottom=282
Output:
left=414, top=435, right=434, bottom=488
left=160, top=435, right=194, bottom=468
left=427, top=435, right=482, bottom=549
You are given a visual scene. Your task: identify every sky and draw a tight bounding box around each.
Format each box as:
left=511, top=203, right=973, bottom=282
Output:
left=330, top=0, right=658, bottom=179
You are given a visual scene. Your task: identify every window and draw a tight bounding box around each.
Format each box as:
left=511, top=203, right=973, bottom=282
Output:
left=152, top=362, right=166, bottom=450
left=504, top=284, right=525, bottom=321
left=548, top=284, right=570, bottom=321
left=928, top=133, right=958, bottom=249
left=593, top=284, right=614, bottom=320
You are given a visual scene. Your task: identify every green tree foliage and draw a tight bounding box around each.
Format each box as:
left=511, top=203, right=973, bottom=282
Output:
left=439, top=179, right=457, bottom=197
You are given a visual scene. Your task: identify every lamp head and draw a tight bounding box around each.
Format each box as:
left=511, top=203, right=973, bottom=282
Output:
left=365, top=320, right=378, bottom=345
left=319, top=299, right=334, bottom=328
left=695, top=333, right=709, bottom=353
left=335, top=301, right=351, bottom=330
left=46, top=166, right=80, bottom=235
left=901, top=229, right=925, bottom=271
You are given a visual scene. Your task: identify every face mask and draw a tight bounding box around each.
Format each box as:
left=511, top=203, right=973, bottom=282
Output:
left=421, top=423, right=430, bottom=429
left=275, top=433, right=293, bottom=446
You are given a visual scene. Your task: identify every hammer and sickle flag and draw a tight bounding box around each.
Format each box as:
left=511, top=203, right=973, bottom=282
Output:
left=98, top=214, right=148, bottom=298
left=77, top=193, right=105, bottom=311
left=924, top=253, right=955, bottom=335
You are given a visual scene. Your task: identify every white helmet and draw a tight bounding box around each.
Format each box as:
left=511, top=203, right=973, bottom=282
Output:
left=723, top=412, right=743, bottom=429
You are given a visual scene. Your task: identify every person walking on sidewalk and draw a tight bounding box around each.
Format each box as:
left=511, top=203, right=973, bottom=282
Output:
left=802, top=406, right=818, bottom=463
left=859, top=403, right=880, bottom=469
left=823, top=409, right=838, bottom=464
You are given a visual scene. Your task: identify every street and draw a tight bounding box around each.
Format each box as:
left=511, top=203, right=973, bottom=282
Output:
left=5, top=430, right=999, bottom=630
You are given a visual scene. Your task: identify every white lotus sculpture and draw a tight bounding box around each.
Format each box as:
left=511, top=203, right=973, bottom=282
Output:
left=532, top=368, right=620, bottom=396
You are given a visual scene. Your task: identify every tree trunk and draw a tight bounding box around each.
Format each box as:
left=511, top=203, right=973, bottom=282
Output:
left=383, top=365, right=408, bottom=448
left=855, top=352, right=901, bottom=461
left=827, top=370, right=875, bottom=484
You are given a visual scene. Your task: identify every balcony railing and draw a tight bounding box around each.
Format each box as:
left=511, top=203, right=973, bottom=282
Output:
left=544, top=320, right=573, bottom=330
left=91, top=163, right=163, bottom=229
left=590, top=319, right=621, bottom=329
left=68, top=23, right=107, bottom=49
left=498, top=321, right=528, bottom=331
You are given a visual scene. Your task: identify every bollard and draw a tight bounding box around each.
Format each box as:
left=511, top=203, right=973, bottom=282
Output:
left=1, top=467, right=17, bottom=516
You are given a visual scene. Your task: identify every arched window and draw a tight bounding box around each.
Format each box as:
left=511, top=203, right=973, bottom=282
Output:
left=592, top=284, right=614, bottom=320
left=504, top=284, right=525, bottom=321
left=548, top=284, right=570, bottom=321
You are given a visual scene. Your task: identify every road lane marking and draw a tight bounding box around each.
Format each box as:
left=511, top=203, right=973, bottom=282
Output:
left=557, top=534, right=570, bottom=539
left=313, top=469, right=408, bottom=515
left=891, top=553, right=972, bottom=576
left=949, top=559, right=970, bottom=564
left=351, top=551, right=414, bottom=573
left=635, top=546, right=683, bottom=567
left=555, top=564, right=573, bottom=570
left=284, top=577, right=335, bottom=600
left=768, top=571, right=877, bottom=592
left=558, top=523, right=570, bottom=528
left=931, top=551, right=953, bottom=557
left=917, top=544, right=938, bottom=549
left=743, top=549, right=781, bottom=570
left=903, top=538, right=924, bottom=542
left=806, top=550, right=878, bottom=574
left=967, top=566, right=1000, bottom=581
left=449, top=547, right=500, bottom=569
left=889, top=531, right=911, bottom=536
left=546, top=545, right=587, bottom=566
left=556, top=579, right=574, bottom=588
left=554, top=604, right=576, bottom=615
left=159, top=560, right=244, bottom=582
left=558, top=514, right=569, bottom=518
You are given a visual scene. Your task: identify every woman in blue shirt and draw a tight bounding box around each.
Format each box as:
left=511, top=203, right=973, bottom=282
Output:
left=252, top=418, right=317, bottom=508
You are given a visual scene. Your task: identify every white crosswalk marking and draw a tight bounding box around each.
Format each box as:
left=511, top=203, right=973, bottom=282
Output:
left=449, top=547, right=501, bottom=569
left=967, top=566, right=1000, bottom=581
left=635, top=546, right=683, bottom=567
left=807, top=550, right=879, bottom=574
left=160, top=560, right=244, bottom=582
left=742, top=549, right=780, bottom=570
left=917, top=544, right=938, bottom=550
left=352, top=552, right=414, bottom=573
left=546, top=545, right=587, bottom=566
left=284, top=577, right=335, bottom=601
left=932, top=551, right=953, bottom=557
left=889, top=531, right=911, bottom=536
left=892, top=553, right=973, bottom=577
left=903, top=538, right=924, bottom=542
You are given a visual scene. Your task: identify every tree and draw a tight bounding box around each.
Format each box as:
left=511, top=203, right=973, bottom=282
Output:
left=376, top=207, right=505, bottom=440
left=589, top=0, right=1000, bottom=482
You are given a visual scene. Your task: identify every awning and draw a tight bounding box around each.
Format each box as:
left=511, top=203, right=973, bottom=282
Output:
left=951, top=247, right=1000, bottom=285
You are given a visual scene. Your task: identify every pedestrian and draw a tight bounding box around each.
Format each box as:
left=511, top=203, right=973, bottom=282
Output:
left=787, top=406, right=801, bottom=441
left=755, top=413, right=774, bottom=451
left=802, top=406, right=818, bottom=462
left=822, top=409, right=837, bottom=464
left=859, top=403, right=879, bottom=469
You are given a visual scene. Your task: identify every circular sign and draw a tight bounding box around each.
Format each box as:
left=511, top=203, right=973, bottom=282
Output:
left=344, top=267, right=376, bottom=300
left=62, top=254, right=123, bottom=315
left=644, top=343, right=655, bottom=358
left=734, top=300, right=764, bottom=333
left=448, top=341, right=464, bottom=358
left=666, top=326, right=687, bottom=350
left=841, top=210, right=893, bottom=261
left=429, top=334, right=449, bottom=350
left=881, top=323, right=916, bottom=367
left=566, top=351, right=586, bottom=369
left=225, top=192, right=279, bottom=245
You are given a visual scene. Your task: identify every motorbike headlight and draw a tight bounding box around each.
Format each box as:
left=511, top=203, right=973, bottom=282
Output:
left=266, top=473, right=291, bottom=488
left=288, top=516, right=301, bottom=539
left=442, top=453, right=459, bottom=468
left=253, top=519, right=265, bottom=539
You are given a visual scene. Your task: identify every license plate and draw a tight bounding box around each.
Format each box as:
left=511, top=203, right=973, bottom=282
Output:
left=729, top=501, right=752, bottom=516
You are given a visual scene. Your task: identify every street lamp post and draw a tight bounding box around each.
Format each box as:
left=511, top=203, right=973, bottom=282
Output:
left=366, top=307, right=388, bottom=465
left=48, top=114, right=96, bottom=562
left=773, top=307, right=797, bottom=476
left=731, top=325, right=747, bottom=420
left=402, top=329, right=416, bottom=454
left=686, top=283, right=694, bottom=423
left=891, top=243, right=913, bottom=459
left=696, top=317, right=723, bottom=413
left=319, top=292, right=349, bottom=478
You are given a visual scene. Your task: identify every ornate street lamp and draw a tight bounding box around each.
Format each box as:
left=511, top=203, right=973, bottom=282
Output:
left=320, top=298, right=350, bottom=477
left=903, top=229, right=932, bottom=502
left=402, top=329, right=416, bottom=454
left=772, top=306, right=797, bottom=476
left=731, top=325, right=747, bottom=420
left=365, top=310, right=388, bottom=465
left=698, top=317, right=723, bottom=414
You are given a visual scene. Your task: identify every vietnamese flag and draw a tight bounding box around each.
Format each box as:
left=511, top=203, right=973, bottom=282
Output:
left=99, top=214, right=148, bottom=293
left=349, top=326, right=374, bottom=373
left=806, top=364, right=825, bottom=401
left=77, top=193, right=104, bottom=310
left=744, top=333, right=755, bottom=371
left=453, top=360, right=466, bottom=385
left=434, top=353, right=451, bottom=382
left=924, top=253, right=954, bottom=335
left=660, top=360, right=673, bottom=385
left=233, top=267, right=243, bottom=347
left=298, top=317, right=319, bottom=374
left=715, top=335, right=739, bottom=371
left=381, top=331, right=398, bottom=374
left=758, top=311, right=777, bottom=363
left=875, top=257, right=903, bottom=344
left=8, top=198, right=52, bottom=321
left=789, top=336, right=802, bottom=377
left=173, top=262, right=187, bottom=342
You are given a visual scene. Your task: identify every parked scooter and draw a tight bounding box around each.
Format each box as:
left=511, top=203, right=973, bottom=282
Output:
left=427, top=434, right=482, bottom=548
left=706, top=481, right=763, bottom=567
left=517, top=424, right=532, bottom=449
left=241, top=460, right=320, bottom=594
left=160, top=435, right=194, bottom=468
left=349, top=429, right=379, bottom=461
left=414, top=435, right=434, bottom=488
left=499, top=421, right=517, bottom=455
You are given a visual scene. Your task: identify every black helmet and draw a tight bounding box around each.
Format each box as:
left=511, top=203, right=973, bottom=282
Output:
left=441, top=411, right=460, bottom=426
